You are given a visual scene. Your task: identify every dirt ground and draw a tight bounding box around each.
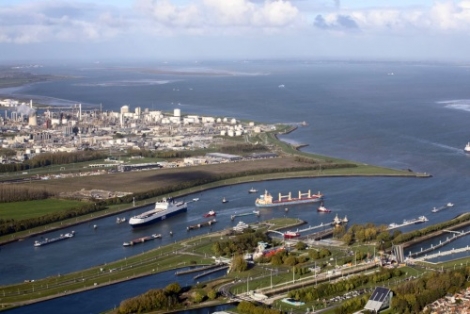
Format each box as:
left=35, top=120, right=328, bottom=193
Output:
left=20, top=157, right=314, bottom=194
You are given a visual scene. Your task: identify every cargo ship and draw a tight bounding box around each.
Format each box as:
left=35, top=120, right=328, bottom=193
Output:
left=123, top=234, right=161, bottom=246
left=255, top=190, right=323, bottom=208
left=34, top=231, right=75, bottom=247
left=129, top=197, right=187, bottom=227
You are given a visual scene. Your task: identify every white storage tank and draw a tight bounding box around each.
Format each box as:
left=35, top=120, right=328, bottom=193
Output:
left=174, top=108, right=181, bottom=117
left=228, top=130, right=234, bottom=137
left=220, top=130, right=227, bottom=136
left=121, top=105, right=129, bottom=114
left=235, top=130, right=242, bottom=136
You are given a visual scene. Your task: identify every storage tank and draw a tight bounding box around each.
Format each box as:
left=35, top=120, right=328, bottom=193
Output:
left=121, top=105, right=129, bottom=114
left=235, top=130, right=242, bottom=136
left=220, top=130, right=227, bottom=136
left=228, top=130, right=234, bottom=137
left=174, top=108, right=181, bottom=117
left=135, top=107, right=141, bottom=116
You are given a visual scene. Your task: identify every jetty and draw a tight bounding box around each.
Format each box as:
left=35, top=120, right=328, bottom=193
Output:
left=231, top=211, right=260, bottom=221
left=187, top=219, right=217, bottom=231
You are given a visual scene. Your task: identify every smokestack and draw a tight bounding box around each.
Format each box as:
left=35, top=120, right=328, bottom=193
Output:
left=30, top=99, right=32, bottom=108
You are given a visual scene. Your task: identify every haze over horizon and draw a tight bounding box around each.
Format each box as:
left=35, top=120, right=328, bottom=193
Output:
left=1, top=0, right=470, bottom=63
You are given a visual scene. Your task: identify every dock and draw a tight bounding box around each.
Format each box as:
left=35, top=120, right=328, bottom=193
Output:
left=187, top=219, right=217, bottom=231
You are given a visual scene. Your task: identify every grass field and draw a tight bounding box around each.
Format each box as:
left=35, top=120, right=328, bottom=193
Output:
left=0, top=199, right=85, bottom=220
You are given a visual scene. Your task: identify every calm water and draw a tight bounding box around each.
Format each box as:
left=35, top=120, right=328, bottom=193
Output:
left=1, top=60, right=470, bottom=312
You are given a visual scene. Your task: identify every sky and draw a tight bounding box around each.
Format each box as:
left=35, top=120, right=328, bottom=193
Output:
left=1, top=0, right=470, bottom=62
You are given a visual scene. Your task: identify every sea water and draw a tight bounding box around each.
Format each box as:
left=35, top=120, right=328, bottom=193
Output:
left=1, top=60, right=470, bottom=312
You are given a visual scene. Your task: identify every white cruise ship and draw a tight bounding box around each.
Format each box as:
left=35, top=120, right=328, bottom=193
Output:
left=129, top=197, right=187, bottom=227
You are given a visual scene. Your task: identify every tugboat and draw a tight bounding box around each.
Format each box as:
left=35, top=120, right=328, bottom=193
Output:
left=283, top=231, right=300, bottom=239
left=203, top=210, right=216, bottom=218
left=317, top=202, right=331, bottom=213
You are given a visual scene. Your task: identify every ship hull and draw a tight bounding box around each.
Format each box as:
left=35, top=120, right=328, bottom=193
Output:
left=255, top=197, right=322, bottom=208
left=129, top=207, right=187, bottom=227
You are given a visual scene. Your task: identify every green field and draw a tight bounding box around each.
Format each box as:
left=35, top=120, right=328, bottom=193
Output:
left=0, top=199, right=85, bottom=220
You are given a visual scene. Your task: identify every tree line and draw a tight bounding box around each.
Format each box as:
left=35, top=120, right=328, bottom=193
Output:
left=391, top=267, right=470, bottom=313
left=0, top=150, right=107, bottom=173
left=0, top=185, right=56, bottom=203
left=114, top=282, right=182, bottom=314
left=0, top=202, right=106, bottom=236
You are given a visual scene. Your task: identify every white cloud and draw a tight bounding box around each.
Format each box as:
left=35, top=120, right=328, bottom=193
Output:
left=136, top=0, right=302, bottom=33
left=316, top=1, right=470, bottom=34
left=0, top=1, right=129, bottom=43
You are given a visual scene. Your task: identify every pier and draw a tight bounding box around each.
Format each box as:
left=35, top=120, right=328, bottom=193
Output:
left=408, top=230, right=470, bottom=258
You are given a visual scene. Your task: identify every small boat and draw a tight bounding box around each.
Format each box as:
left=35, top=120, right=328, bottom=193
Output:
left=432, top=202, right=454, bottom=213
left=283, top=231, right=300, bottom=239
left=116, top=217, right=126, bottom=223
left=193, top=198, right=199, bottom=202
left=465, top=142, right=470, bottom=153
left=248, top=187, right=258, bottom=194
left=203, top=210, right=216, bottom=218
left=317, top=202, right=331, bottom=213
left=152, top=234, right=162, bottom=239
left=222, top=197, right=228, bottom=204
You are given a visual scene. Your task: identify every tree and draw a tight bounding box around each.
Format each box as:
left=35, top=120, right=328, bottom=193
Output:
left=207, top=289, right=217, bottom=300
left=231, top=255, right=248, bottom=272
left=295, top=241, right=307, bottom=250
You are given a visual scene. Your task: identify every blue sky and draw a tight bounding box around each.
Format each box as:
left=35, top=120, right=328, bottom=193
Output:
left=1, top=0, right=469, bottom=62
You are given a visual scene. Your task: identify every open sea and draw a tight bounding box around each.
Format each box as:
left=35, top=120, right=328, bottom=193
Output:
left=1, top=60, right=470, bottom=313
